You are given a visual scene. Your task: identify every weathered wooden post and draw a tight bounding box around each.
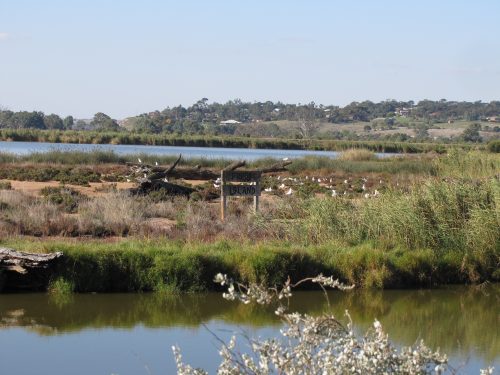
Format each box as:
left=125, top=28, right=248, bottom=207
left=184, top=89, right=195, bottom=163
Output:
left=220, top=170, right=227, bottom=221
left=220, top=169, right=261, bottom=221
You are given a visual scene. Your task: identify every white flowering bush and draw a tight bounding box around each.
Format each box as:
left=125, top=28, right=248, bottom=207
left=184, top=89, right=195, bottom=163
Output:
left=173, top=274, right=494, bottom=375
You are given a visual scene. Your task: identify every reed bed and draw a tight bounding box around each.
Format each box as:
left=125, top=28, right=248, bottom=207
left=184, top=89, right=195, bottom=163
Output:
left=0, top=128, right=475, bottom=153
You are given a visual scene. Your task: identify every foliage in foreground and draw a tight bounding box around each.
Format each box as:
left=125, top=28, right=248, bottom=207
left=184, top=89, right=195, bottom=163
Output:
left=173, top=274, right=494, bottom=374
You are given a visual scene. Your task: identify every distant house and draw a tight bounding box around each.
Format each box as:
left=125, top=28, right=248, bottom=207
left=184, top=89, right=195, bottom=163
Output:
left=395, top=107, right=411, bottom=117
left=220, top=119, right=242, bottom=125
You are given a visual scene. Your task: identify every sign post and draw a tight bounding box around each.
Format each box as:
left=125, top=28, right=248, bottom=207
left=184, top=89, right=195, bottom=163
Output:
left=220, top=170, right=261, bottom=221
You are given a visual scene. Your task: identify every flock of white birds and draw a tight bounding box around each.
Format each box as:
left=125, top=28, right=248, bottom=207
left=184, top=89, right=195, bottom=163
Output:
left=212, top=173, right=384, bottom=198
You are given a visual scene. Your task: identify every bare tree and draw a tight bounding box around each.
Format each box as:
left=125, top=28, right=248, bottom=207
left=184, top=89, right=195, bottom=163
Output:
left=298, top=117, right=320, bottom=139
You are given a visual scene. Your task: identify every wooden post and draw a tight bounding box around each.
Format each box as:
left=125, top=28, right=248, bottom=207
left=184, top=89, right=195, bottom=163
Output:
left=220, top=171, right=226, bottom=221
left=254, top=180, right=260, bottom=213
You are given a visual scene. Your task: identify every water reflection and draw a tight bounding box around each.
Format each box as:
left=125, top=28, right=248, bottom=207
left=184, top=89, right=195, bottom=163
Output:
left=0, top=285, right=498, bottom=363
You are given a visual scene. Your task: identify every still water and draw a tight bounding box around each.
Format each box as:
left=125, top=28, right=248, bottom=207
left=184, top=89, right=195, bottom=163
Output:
left=0, top=286, right=498, bottom=374
left=0, top=141, right=392, bottom=160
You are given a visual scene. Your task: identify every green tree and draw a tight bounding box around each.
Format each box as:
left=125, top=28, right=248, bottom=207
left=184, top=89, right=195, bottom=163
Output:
left=461, top=123, right=482, bottom=143
left=44, top=114, right=64, bottom=130
left=91, top=112, right=120, bottom=132
left=11, top=111, right=45, bottom=129
left=63, top=116, right=74, bottom=129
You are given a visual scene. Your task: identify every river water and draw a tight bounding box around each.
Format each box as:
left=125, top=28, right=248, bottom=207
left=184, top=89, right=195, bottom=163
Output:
left=0, top=285, right=498, bottom=374
left=0, top=141, right=393, bottom=160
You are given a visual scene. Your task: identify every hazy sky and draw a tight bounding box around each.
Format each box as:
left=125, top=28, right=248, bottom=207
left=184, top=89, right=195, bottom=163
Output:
left=1, top=0, right=499, bottom=118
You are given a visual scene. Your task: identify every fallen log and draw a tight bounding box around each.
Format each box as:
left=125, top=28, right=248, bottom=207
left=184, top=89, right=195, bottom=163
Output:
left=0, top=248, right=63, bottom=291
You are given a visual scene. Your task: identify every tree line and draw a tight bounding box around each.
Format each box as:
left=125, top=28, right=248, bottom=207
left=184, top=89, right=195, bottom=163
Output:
left=1, top=99, right=499, bottom=139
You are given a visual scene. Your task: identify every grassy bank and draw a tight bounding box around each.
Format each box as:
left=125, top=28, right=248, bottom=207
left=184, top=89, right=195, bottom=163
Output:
left=0, top=128, right=477, bottom=153
left=1, top=238, right=498, bottom=292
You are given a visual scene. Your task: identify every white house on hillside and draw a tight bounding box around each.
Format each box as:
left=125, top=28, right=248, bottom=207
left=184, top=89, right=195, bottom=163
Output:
left=220, top=119, right=242, bottom=125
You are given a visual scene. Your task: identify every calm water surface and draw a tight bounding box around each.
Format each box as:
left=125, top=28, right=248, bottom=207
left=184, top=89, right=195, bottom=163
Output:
left=0, top=285, right=498, bottom=374
left=0, top=141, right=393, bottom=160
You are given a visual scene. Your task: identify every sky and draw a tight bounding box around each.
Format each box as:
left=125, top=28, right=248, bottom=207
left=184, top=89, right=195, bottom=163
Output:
left=1, top=0, right=499, bottom=119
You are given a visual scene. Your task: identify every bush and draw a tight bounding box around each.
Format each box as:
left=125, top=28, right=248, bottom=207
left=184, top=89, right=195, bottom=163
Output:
left=487, top=139, right=500, bottom=153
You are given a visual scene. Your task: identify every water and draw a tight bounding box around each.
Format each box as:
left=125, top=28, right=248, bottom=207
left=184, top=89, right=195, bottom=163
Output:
left=0, top=286, right=498, bottom=374
left=0, top=141, right=393, bottom=160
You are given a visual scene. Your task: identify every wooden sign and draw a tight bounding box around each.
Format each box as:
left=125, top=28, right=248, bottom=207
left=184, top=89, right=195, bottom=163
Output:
left=220, top=169, right=261, bottom=220
left=223, top=184, right=261, bottom=197
left=222, top=170, right=261, bottom=182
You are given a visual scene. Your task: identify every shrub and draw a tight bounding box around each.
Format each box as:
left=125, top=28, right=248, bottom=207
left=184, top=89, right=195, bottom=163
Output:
left=487, top=139, right=500, bottom=153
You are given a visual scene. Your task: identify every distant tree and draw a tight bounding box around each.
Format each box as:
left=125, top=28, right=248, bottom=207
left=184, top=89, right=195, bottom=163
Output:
left=461, top=123, right=482, bottom=143
left=415, top=127, right=429, bottom=139
left=0, top=110, right=14, bottom=128
left=91, top=112, right=120, bottom=132
left=130, top=115, right=161, bottom=133
left=44, top=114, right=64, bottom=130
left=10, top=111, right=45, bottom=129
left=63, top=116, right=74, bottom=129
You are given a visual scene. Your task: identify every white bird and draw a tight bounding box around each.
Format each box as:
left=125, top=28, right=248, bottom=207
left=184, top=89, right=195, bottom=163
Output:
left=279, top=183, right=286, bottom=189
left=305, top=176, right=309, bottom=180
left=155, top=161, right=158, bottom=166
left=277, top=176, right=281, bottom=180
left=362, top=177, right=368, bottom=182
left=215, top=177, right=221, bottom=183
left=344, top=179, right=348, bottom=184
left=138, top=158, right=142, bottom=163
left=317, top=178, right=322, bottom=183
left=264, top=187, right=272, bottom=192
left=312, top=177, right=316, bottom=182
left=329, top=178, right=333, bottom=183
left=163, top=177, right=169, bottom=183
left=126, top=178, right=131, bottom=182
left=364, top=193, right=370, bottom=199
left=282, top=157, right=289, bottom=161
left=214, top=183, right=220, bottom=189
left=379, top=179, right=383, bottom=184
left=143, top=173, right=147, bottom=178
left=331, top=189, right=337, bottom=197
left=285, top=187, right=293, bottom=195
left=362, top=184, right=366, bottom=191
left=373, top=190, right=380, bottom=197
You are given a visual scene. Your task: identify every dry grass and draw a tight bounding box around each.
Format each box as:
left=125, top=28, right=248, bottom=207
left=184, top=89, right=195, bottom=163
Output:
left=77, top=191, right=149, bottom=236
left=339, top=149, right=376, bottom=161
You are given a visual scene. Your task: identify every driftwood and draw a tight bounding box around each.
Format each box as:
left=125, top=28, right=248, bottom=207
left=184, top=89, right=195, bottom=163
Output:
left=0, top=248, right=63, bottom=291
left=127, top=154, right=293, bottom=199
left=223, top=160, right=246, bottom=171
left=155, top=160, right=292, bottom=181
